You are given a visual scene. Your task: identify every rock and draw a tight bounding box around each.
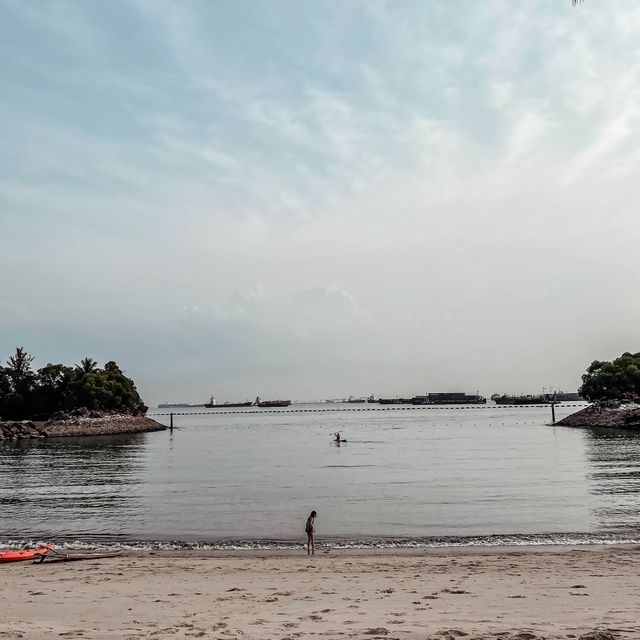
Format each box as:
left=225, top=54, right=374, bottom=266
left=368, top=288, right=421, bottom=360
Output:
left=579, top=631, right=618, bottom=640
left=556, top=400, right=640, bottom=429
left=133, top=402, right=148, bottom=417
left=2, top=414, right=165, bottom=441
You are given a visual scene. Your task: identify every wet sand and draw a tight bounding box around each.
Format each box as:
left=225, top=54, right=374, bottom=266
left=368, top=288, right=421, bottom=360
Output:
left=1, top=546, right=638, bottom=639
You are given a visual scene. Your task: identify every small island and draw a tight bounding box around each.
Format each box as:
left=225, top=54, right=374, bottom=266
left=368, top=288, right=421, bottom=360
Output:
left=0, top=347, right=165, bottom=442
left=556, top=351, right=640, bottom=429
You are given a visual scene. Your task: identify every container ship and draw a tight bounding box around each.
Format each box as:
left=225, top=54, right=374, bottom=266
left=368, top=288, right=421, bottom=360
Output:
left=412, top=393, right=487, bottom=405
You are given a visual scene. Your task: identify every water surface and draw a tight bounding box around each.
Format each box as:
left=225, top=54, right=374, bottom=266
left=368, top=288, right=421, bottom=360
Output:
left=2, top=403, right=640, bottom=549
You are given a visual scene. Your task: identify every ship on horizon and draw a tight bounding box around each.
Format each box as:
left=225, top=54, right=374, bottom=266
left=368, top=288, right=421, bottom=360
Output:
left=413, top=393, right=486, bottom=405
left=255, top=396, right=291, bottom=408
left=491, top=390, right=583, bottom=405
left=204, top=395, right=291, bottom=408
left=372, top=392, right=486, bottom=405
left=324, top=395, right=367, bottom=403
left=204, top=396, right=252, bottom=408
left=491, top=394, right=550, bottom=405
left=158, top=402, right=204, bottom=408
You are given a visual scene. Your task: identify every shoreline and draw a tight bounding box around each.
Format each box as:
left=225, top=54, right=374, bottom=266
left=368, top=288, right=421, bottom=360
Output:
left=45, top=541, right=640, bottom=558
left=5, top=532, right=639, bottom=554
left=2, top=545, right=639, bottom=639
left=0, top=415, right=166, bottom=441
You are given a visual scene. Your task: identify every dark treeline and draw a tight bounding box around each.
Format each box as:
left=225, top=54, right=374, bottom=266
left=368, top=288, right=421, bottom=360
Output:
left=580, top=352, right=640, bottom=402
left=0, top=347, right=145, bottom=421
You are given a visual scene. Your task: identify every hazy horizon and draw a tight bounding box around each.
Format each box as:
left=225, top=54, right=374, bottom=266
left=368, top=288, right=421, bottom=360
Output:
left=2, top=1, right=639, bottom=405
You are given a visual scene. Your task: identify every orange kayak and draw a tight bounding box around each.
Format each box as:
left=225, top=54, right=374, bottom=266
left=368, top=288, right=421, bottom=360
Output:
left=0, top=545, right=54, bottom=563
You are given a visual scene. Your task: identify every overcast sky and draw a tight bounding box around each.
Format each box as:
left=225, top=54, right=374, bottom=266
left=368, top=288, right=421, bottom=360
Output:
left=1, top=0, right=639, bottom=404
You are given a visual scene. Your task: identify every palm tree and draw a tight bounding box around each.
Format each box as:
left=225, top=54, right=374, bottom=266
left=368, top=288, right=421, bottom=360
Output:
left=76, top=357, right=98, bottom=375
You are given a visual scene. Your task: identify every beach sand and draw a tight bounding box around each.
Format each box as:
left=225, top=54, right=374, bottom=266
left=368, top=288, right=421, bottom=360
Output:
left=1, top=546, right=638, bottom=639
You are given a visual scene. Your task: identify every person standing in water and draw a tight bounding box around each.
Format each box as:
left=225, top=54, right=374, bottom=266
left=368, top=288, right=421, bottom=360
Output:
left=305, top=510, right=317, bottom=555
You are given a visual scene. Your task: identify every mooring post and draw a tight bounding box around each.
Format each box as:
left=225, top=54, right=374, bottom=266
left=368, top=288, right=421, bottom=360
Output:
left=170, top=412, right=174, bottom=430
left=551, top=402, right=556, bottom=424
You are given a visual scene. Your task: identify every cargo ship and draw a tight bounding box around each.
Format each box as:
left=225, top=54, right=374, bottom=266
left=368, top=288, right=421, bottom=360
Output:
left=546, top=391, right=583, bottom=402
left=491, top=394, right=550, bottom=405
left=205, top=397, right=253, bottom=408
left=255, top=397, right=291, bottom=408
left=158, top=402, right=200, bottom=409
left=412, top=393, right=486, bottom=405
left=346, top=396, right=366, bottom=403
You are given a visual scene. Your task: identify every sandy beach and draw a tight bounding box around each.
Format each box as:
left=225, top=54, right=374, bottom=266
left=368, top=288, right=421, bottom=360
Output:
left=1, top=546, right=638, bottom=640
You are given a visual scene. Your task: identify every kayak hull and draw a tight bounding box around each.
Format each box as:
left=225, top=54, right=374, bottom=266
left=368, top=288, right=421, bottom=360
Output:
left=0, top=545, right=53, bottom=563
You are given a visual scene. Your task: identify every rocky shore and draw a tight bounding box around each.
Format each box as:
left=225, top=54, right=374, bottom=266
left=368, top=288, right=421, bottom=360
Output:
left=0, top=411, right=166, bottom=442
left=556, top=399, right=640, bottom=429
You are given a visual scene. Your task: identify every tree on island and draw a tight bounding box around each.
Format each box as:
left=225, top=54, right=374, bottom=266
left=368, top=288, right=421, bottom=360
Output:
left=579, top=352, right=640, bottom=403
left=0, top=347, right=145, bottom=421
left=75, top=357, right=98, bottom=375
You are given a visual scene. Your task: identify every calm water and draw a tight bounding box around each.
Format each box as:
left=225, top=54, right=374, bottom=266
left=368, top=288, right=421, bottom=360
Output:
left=2, top=403, right=640, bottom=549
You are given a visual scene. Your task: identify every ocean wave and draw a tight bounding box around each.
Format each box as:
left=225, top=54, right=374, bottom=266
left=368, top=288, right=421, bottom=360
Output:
left=3, top=532, right=640, bottom=552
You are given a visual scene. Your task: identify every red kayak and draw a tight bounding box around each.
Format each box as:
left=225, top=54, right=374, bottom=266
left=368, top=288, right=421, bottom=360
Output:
left=0, top=545, right=54, bottom=563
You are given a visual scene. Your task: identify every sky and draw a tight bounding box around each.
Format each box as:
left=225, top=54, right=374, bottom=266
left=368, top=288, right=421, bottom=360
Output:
left=1, top=0, right=639, bottom=404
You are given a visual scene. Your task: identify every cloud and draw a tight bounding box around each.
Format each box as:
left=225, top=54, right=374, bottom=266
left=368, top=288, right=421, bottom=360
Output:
left=2, top=0, right=640, bottom=401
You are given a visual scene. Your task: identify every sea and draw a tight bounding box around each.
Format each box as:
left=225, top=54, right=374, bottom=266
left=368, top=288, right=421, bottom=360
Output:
left=1, top=402, right=640, bottom=551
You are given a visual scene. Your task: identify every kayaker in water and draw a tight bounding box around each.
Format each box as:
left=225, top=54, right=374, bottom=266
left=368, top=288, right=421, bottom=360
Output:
left=305, top=510, right=317, bottom=555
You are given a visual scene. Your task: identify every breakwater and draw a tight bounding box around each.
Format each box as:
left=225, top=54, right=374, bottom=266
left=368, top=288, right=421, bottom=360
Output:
left=0, top=415, right=165, bottom=442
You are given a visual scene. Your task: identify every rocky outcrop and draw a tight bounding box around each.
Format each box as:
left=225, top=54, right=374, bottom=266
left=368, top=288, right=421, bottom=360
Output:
left=0, top=413, right=166, bottom=442
left=0, top=420, right=50, bottom=441
left=556, top=399, right=640, bottom=428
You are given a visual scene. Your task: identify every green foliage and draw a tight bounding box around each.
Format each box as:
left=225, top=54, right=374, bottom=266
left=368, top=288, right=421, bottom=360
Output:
left=0, top=347, right=144, bottom=420
left=579, top=352, right=640, bottom=402
left=70, top=361, right=142, bottom=414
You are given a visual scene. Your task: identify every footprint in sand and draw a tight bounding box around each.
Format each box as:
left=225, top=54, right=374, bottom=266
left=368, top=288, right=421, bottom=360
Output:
left=363, top=627, right=389, bottom=635
left=436, top=630, right=470, bottom=639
